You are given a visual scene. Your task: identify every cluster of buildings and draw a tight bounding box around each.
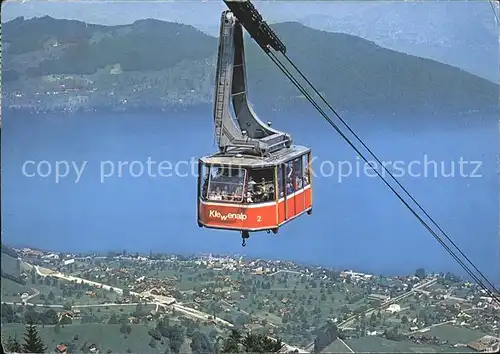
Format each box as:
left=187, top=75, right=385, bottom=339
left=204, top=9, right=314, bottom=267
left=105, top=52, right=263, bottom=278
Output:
left=467, top=335, right=499, bottom=353
left=407, top=334, right=446, bottom=346
left=10, top=246, right=500, bottom=352
left=55, top=342, right=99, bottom=354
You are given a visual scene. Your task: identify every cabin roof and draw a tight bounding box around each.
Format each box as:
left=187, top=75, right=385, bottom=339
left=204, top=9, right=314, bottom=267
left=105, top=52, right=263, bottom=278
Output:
left=200, top=145, right=310, bottom=167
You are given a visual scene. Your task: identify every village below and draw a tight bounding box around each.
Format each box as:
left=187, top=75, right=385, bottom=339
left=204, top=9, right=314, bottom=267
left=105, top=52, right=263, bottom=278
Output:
left=1, top=244, right=499, bottom=353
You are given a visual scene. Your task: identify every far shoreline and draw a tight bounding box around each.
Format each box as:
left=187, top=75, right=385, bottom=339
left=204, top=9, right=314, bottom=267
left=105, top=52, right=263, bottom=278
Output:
left=2, top=104, right=498, bottom=119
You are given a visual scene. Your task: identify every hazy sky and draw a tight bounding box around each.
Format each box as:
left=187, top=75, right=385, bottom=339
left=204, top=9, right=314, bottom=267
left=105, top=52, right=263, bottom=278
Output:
left=1, top=0, right=394, bottom=27
left=2, top=0, right=497, bottom=81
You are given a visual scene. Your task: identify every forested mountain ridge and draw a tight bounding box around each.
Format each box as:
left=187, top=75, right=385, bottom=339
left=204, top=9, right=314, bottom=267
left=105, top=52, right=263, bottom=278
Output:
left=3, top=16, right=498, bottom=114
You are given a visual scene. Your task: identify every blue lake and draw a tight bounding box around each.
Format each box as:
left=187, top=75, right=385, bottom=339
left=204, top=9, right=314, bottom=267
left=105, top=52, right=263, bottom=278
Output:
left=1, top=107, right=498, bottom=283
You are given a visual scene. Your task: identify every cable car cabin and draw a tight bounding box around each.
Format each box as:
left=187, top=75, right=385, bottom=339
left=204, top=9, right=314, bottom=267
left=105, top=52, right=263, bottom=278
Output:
left=197, top=147, right=313, bottom=239
left=197, top=2, right=312, bottom=245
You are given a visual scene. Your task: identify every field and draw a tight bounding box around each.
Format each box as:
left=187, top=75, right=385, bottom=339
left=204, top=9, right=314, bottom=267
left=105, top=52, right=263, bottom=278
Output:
left=2, top=323, right=163, bottom=353
left=5, top=254, right=484, bottom=353
left=1, top=278, right=30, bottom=302
left=344, top=336, right=475, bottom=353
left=72, top=303, right=157, bottom=322
left=423, top=324, right=485, bottom=344
left=2, top=313, right=219, bottom=354
left=322, top=339, right=352, bottom=353
left=1, top=253, right=20, bottom=277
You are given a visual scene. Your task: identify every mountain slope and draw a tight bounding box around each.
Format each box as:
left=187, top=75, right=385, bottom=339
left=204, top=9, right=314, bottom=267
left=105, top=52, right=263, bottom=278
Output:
left=298, top=1, right=498, bottom=83
left=247, top=22, right=498, bottom=113
left=3, top=16, right=218, bottom=75
left=2, top=16, right=498, bottom=114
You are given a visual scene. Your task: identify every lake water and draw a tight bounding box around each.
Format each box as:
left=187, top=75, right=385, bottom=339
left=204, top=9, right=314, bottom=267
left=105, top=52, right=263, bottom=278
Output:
left=1, top=106, right=498, bottom=283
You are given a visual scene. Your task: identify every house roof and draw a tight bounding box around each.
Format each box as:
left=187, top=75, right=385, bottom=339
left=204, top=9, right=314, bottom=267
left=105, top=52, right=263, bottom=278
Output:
left=56, top=344, right=67, bottom=352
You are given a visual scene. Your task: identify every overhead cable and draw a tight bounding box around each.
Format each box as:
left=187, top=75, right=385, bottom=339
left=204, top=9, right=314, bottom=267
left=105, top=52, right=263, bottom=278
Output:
left=281, top=51, right=500, bottom=298
left=263, top=50, right=500, bottom=304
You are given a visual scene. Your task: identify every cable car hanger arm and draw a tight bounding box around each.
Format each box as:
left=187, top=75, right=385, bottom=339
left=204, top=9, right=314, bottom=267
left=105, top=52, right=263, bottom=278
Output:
left=221, top=0, right=500, bottom=301
left=213, top=2, right=291, bottom=157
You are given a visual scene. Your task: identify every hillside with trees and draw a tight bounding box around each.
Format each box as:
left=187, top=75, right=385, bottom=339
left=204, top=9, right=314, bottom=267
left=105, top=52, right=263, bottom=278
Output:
left=2, top=16, right=498, bottom=114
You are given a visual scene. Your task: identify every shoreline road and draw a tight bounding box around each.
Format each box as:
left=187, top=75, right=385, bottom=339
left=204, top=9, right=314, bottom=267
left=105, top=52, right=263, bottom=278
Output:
left=29, top=263, right=305, bottom=352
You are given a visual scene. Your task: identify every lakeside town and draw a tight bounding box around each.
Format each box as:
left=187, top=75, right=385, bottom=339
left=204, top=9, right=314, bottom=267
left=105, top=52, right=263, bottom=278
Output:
left=2, top=245, right=499, bottom=353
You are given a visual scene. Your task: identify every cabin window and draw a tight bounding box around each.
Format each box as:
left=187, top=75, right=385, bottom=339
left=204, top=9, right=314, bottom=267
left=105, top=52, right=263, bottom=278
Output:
left=277, top=165, right=284, bottom=200
left=293, top=156, right=304, bottom=190
left=302, top=153, right=310, bottom=186
left=207, top=166, right=246, bottom=202
left=200, top=163, right=210, bottom=200
left=285, top=160, right=295, bottom=195
left=246, top=167, right=275, bottom=203
left=285, top=157, right=305, bottom=195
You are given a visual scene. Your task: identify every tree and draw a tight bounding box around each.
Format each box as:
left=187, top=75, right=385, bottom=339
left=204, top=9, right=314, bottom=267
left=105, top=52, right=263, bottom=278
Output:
left=222, top=329, right=242, bottom=353
left=401, top=315, right=408, bottom=324
left=120, top=322, right=128, bottom=334
left=222, top=329, right=283, bottom=353
left=234, top=314, right=249, bottom=327
left=47, top=291, right=55, bottom=301
left=2, top=303, right=16, bottom=323
left=190, top=331, right=213, bottom=354
left=242, top=332, right=282, bottom=352
left=42, top=309, right=59, bottom=325
left=317, top=322, right=340, bottom=352
left=5, top=335, right=22, bottom=353
left=415, top=268, right=426, bottom=280
left=22, top=320, right=47, bottom=353
left=108, top=313, right=119, bottom=325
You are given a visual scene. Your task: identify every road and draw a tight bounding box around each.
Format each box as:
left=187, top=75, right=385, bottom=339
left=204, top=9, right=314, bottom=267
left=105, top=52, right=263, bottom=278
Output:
left=267, top=270, right=304, bottom=277
left=30, top=263, right=303, bottom=352
left=2, top=301, right=154, bottom=309
left=407, top=320, right=454, bottom=334
left=33, top=265, right=237, bottom=326
left=303, top=278, right=438, bottom=352
left=443, top=295, right=466, bottom=302
left=34, top=265, right=134, bottom=296
left=340, top=278, right=438, bottom=329
left=24, top=288, right=40, bottom=302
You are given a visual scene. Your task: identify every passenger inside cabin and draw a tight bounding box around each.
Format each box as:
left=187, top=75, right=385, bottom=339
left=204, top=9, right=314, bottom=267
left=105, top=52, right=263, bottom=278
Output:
left=286, top=163, right=295, bottom=193
left=202, top=176, right=209, bottom=198
left=247, top=176, right=256, bottom=193
left=265, top=180, right=275, bottom=200
left=221, top=185, right=229, bottom=200
left=254, top=177, right=266, bottom=201
left=209, top=187, right=223, bottom=200
left=245, top=191, right=253, bottom=203
left=295, top=175, right=303, bottom=189
left=303, top=169, right=309, bottom=185
left=205, top=166, right=246, bottom=202
left=233, top=186, right=243, bottom=201
left=243, top=169, right=276, bottom=203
